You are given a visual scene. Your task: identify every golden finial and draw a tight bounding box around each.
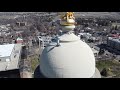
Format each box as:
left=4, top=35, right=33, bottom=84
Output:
left=60, top=12, right=76, bottom=26
left=61, top=12, right=75, bottom=20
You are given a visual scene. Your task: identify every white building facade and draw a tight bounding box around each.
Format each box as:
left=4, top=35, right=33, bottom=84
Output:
left=0, top=44, right=22, bottom=71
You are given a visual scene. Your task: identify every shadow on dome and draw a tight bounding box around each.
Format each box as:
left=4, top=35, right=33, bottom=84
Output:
left=34, top=65, right=46, bottom=78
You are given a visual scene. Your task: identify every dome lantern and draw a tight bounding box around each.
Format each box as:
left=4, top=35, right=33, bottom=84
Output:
left=38, top=12, right=101, bottom=78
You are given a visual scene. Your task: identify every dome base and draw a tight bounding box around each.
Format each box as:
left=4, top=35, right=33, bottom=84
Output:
left=61, top=25, right=75, bottom=32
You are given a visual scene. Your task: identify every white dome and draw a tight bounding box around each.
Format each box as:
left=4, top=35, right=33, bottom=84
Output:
left=40, top=33, right=96, bottom=78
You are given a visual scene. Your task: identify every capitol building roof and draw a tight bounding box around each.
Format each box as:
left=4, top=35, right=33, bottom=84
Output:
left=35, top=12, right=101, bottom=78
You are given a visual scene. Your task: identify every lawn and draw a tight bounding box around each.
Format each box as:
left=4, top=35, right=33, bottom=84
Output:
left=96, top=60, right=120, bottom=77
left=29, top=55, right=39, bottom=73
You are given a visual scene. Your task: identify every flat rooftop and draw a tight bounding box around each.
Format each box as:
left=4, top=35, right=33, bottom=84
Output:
left=0, top=44, right=22, bottom=71
left=0, top=44, right=15, bottom=57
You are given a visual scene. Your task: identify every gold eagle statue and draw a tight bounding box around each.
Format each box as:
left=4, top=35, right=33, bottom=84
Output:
left=60, top=12, right=76, bottom=26
left=61, top=12, right=75, bottom=20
